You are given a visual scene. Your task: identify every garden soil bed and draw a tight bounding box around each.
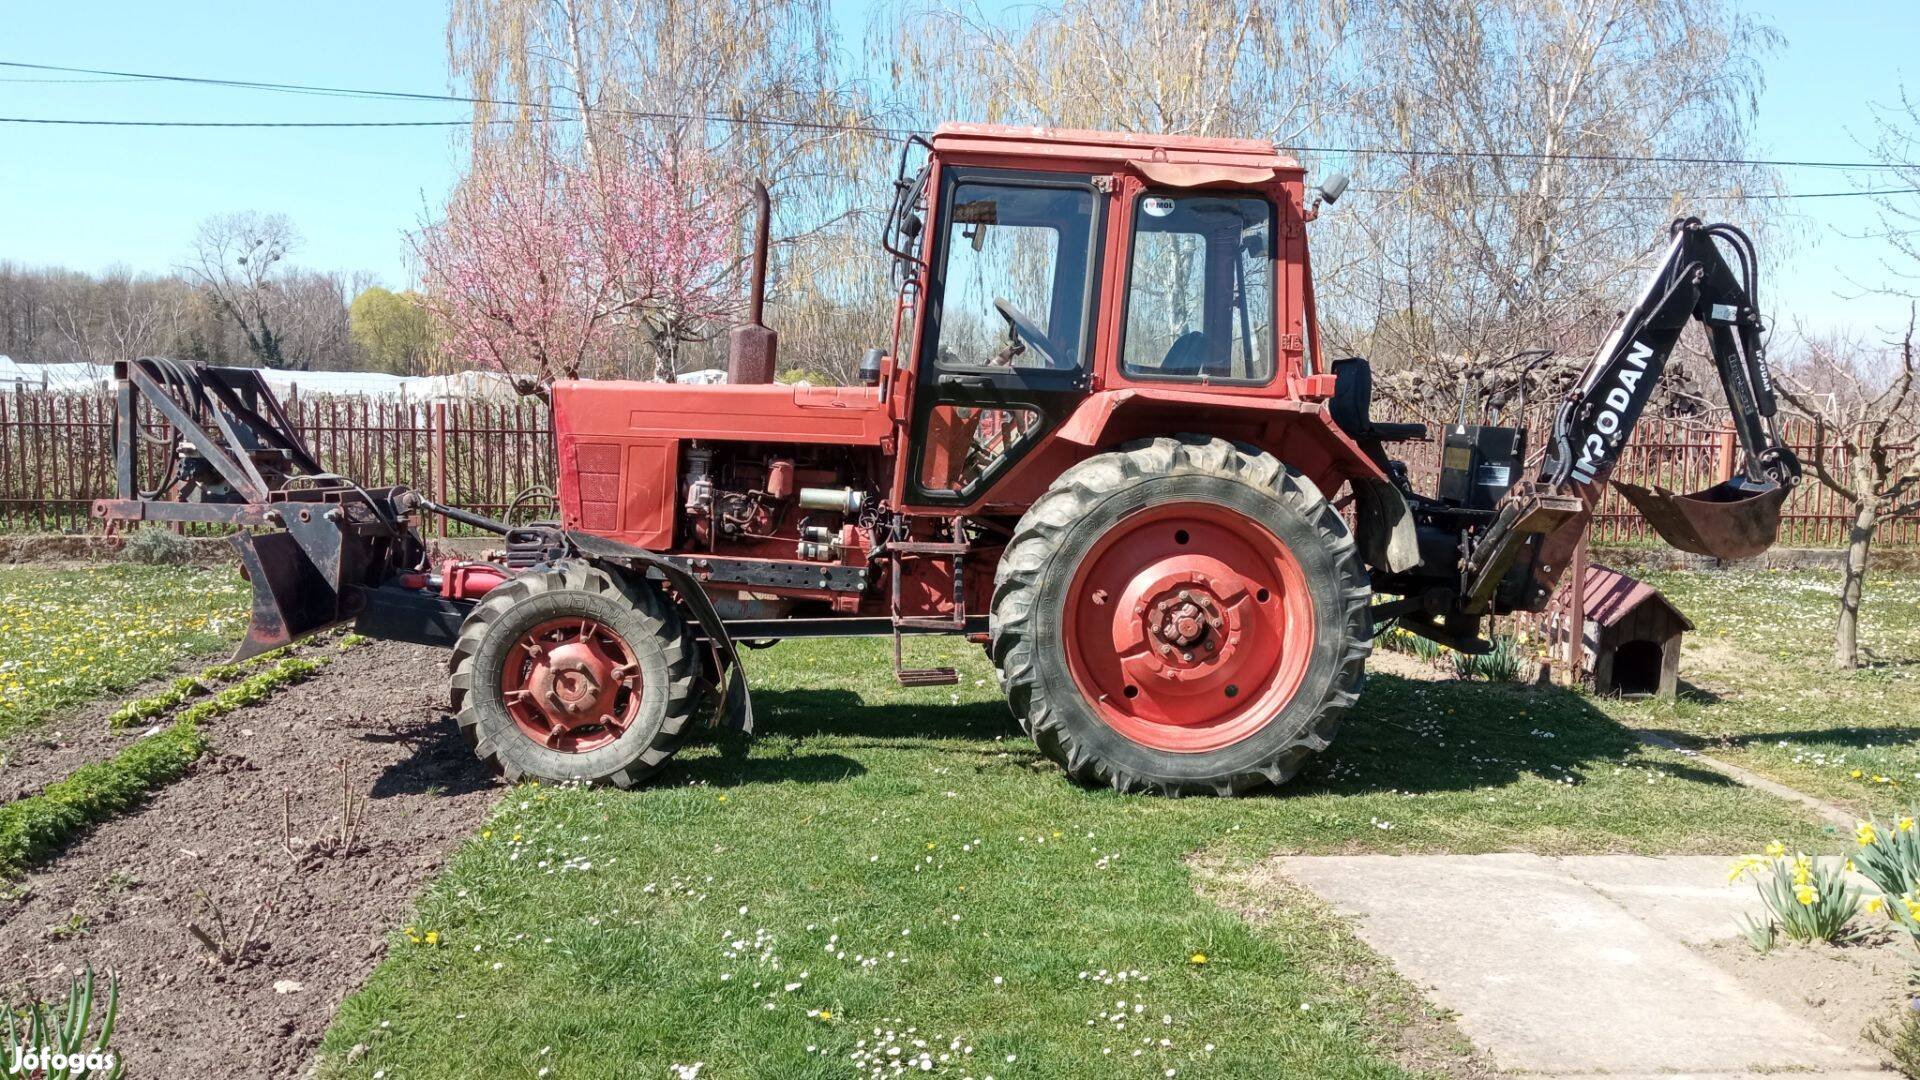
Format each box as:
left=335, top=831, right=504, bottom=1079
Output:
left=1, top=665, right=197, bottom=802
left=0, top=640, right=500, bottom=1080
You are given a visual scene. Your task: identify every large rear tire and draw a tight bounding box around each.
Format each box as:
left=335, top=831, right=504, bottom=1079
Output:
left=449, top=562, right=697, bottom=788
left=990, top=436, right=1370, bottom=795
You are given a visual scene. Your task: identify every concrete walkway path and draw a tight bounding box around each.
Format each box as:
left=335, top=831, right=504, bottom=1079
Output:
left=1277, top=854, right=1890, bottom=1078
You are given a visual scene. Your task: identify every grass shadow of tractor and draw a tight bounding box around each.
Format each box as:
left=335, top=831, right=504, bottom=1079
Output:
left=749, top=688, right=1015, bottom=745
left=658, top=687, right=1015, bottom=790
left=707, top=675, right=1735, bottom=799
left=1281, top=671, right=1741, bottom=798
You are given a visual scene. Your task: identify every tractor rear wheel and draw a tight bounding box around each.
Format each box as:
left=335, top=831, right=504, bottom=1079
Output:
left=990, top=436, right=1370, bottom=795
left=449, top=562, right=697, bottom=788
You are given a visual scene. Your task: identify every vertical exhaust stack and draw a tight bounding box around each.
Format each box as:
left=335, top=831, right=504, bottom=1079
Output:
left=727, top=180, right=777, bottom=385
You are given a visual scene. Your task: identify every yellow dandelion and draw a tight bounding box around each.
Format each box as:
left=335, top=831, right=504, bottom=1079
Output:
left=1851, top=769, right=1865, bottom=779
left=1190, top=953, right=1209, bottom=965
left=424, top=931, right=440, bottom=945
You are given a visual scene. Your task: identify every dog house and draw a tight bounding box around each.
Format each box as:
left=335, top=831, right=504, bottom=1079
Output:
left=1571, top=567, right=1692, bottom=699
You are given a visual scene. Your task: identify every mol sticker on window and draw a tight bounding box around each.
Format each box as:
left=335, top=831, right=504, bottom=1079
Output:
left=1142, top=197, right=1176, bottom=218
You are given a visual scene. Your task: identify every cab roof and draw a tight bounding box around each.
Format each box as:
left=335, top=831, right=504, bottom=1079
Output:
left=930, top=123, right=1301, bottom=174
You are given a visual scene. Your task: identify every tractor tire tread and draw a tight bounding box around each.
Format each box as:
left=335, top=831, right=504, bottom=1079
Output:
left=448, top=561, right=697, bottom=789
left=990, top=434, right=1369, bottom=796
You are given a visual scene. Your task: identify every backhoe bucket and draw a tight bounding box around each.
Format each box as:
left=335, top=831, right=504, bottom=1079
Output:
left=1613, top=478, right=1790, bottom=561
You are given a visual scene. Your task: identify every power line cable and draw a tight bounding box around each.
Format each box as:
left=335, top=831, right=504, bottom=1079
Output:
left=5, top=58, right=1918, bottom=172
left=0, top=115, right=482, bottom=128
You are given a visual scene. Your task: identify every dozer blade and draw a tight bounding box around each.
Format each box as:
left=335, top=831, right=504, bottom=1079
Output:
left=231, top=529, right=351, bottom=660
left=1613, top=478, right=1790, bottom=561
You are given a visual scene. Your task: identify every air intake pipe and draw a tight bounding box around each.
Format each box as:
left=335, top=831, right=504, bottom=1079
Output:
left=726, top=180, right=777, bottom=385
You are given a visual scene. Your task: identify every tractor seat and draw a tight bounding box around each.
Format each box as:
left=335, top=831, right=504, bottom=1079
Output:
left=1329, top=356, right=1426, bottom=443
left=1160, top=330, right=1228, bottom=377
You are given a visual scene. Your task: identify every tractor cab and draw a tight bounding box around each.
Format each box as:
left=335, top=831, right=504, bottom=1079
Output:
left=875, top=125, right=1323, bottom=514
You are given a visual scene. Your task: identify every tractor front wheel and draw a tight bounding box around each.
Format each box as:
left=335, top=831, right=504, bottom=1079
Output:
left=450, top=562, right=697, bottom=788
left=990, top=436, right=1370, bottom=795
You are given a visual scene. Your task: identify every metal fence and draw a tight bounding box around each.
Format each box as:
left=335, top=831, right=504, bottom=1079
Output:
left=0, top=383, right=1906, bottom=546
left=0, top=386, right=552, bottom=534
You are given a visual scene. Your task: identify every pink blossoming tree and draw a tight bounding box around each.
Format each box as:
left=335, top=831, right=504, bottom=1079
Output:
left=414, top=147, right=740, bottom=390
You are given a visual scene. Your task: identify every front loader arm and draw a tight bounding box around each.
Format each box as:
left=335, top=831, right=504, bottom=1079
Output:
left=1461, top=219, right=1802, bottom=615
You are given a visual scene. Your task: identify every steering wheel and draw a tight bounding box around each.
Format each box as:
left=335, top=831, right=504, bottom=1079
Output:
left=990, top=297, right=1051, bottom=366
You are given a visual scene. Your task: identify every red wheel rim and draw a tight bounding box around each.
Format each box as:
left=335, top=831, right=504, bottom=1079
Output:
left=1063, top=501, right=1314, bottom=753
left=499, top=617, right=644, bottom=754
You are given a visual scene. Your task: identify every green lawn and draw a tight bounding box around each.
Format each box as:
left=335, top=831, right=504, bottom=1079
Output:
left=1605, top=568, right=1920, bottom=819
left=322, top=633, right=1833, bottom=1079
left=0, top=565, right=248, bottom=739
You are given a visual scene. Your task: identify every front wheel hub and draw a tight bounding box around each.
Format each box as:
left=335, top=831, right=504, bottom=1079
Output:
left=501, top=617, right=643, bottom=753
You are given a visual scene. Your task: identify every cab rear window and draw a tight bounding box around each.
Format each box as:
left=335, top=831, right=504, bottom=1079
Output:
left=1121, top=192, right=1275, bottom=384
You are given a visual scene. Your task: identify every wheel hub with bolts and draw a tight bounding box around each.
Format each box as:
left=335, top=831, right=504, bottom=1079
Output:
left=1121, top=570, right=1245, bottom=685
left=1066, top=500, right=1314, bottom=752
left=500, top=617, right=643, bottom=753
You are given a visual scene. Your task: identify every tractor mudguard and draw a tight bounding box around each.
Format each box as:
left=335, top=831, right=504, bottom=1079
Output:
left=563, top=530, right=753, bottom=734
left=1053, top=387, right=1392, bottom=485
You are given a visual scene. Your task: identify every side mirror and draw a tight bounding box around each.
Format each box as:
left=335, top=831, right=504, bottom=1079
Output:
left=1315, top=172, right=1350, bottom=206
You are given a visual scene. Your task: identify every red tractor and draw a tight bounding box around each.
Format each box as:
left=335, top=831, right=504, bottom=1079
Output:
left=96, top=124, right=1801, bottom=795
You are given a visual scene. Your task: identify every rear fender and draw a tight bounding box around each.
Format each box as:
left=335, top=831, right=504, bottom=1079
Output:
left=563, top=530, right=753, bottom=733
left=1051, top=388, right=1417, bottom=571
left=1054, top=387, right=1391, bottom=488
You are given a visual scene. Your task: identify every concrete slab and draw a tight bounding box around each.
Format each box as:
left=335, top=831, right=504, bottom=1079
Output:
left=1278, top=854, right=1886, bottom=1076
left=1555, top=854, right=1768, bottom=945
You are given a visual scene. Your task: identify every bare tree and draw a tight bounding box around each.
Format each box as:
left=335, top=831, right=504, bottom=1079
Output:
left=52, top=267, right=189, bottom=363
left=1775, top=319, right=1920, bottom=668
left=1323, top=0, right=1781, bottom=417
left=1865, top=86, right=1920, bottom=299
left=183, top=212, right=299, bottom=369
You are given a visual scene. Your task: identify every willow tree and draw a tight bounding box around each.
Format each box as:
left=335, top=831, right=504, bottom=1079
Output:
left=1326, top=0, right=1783, bottom=420
left=444, top=0, right=890, bottom=379
left=882, top=0, right=1364, bottom=141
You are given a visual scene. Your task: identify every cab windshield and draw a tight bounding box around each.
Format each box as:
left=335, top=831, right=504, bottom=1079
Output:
left=931, top=179, right=1098, bottom=372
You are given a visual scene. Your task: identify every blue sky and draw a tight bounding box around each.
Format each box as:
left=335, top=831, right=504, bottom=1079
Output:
left=0, top=0, right=1914, bottom=338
